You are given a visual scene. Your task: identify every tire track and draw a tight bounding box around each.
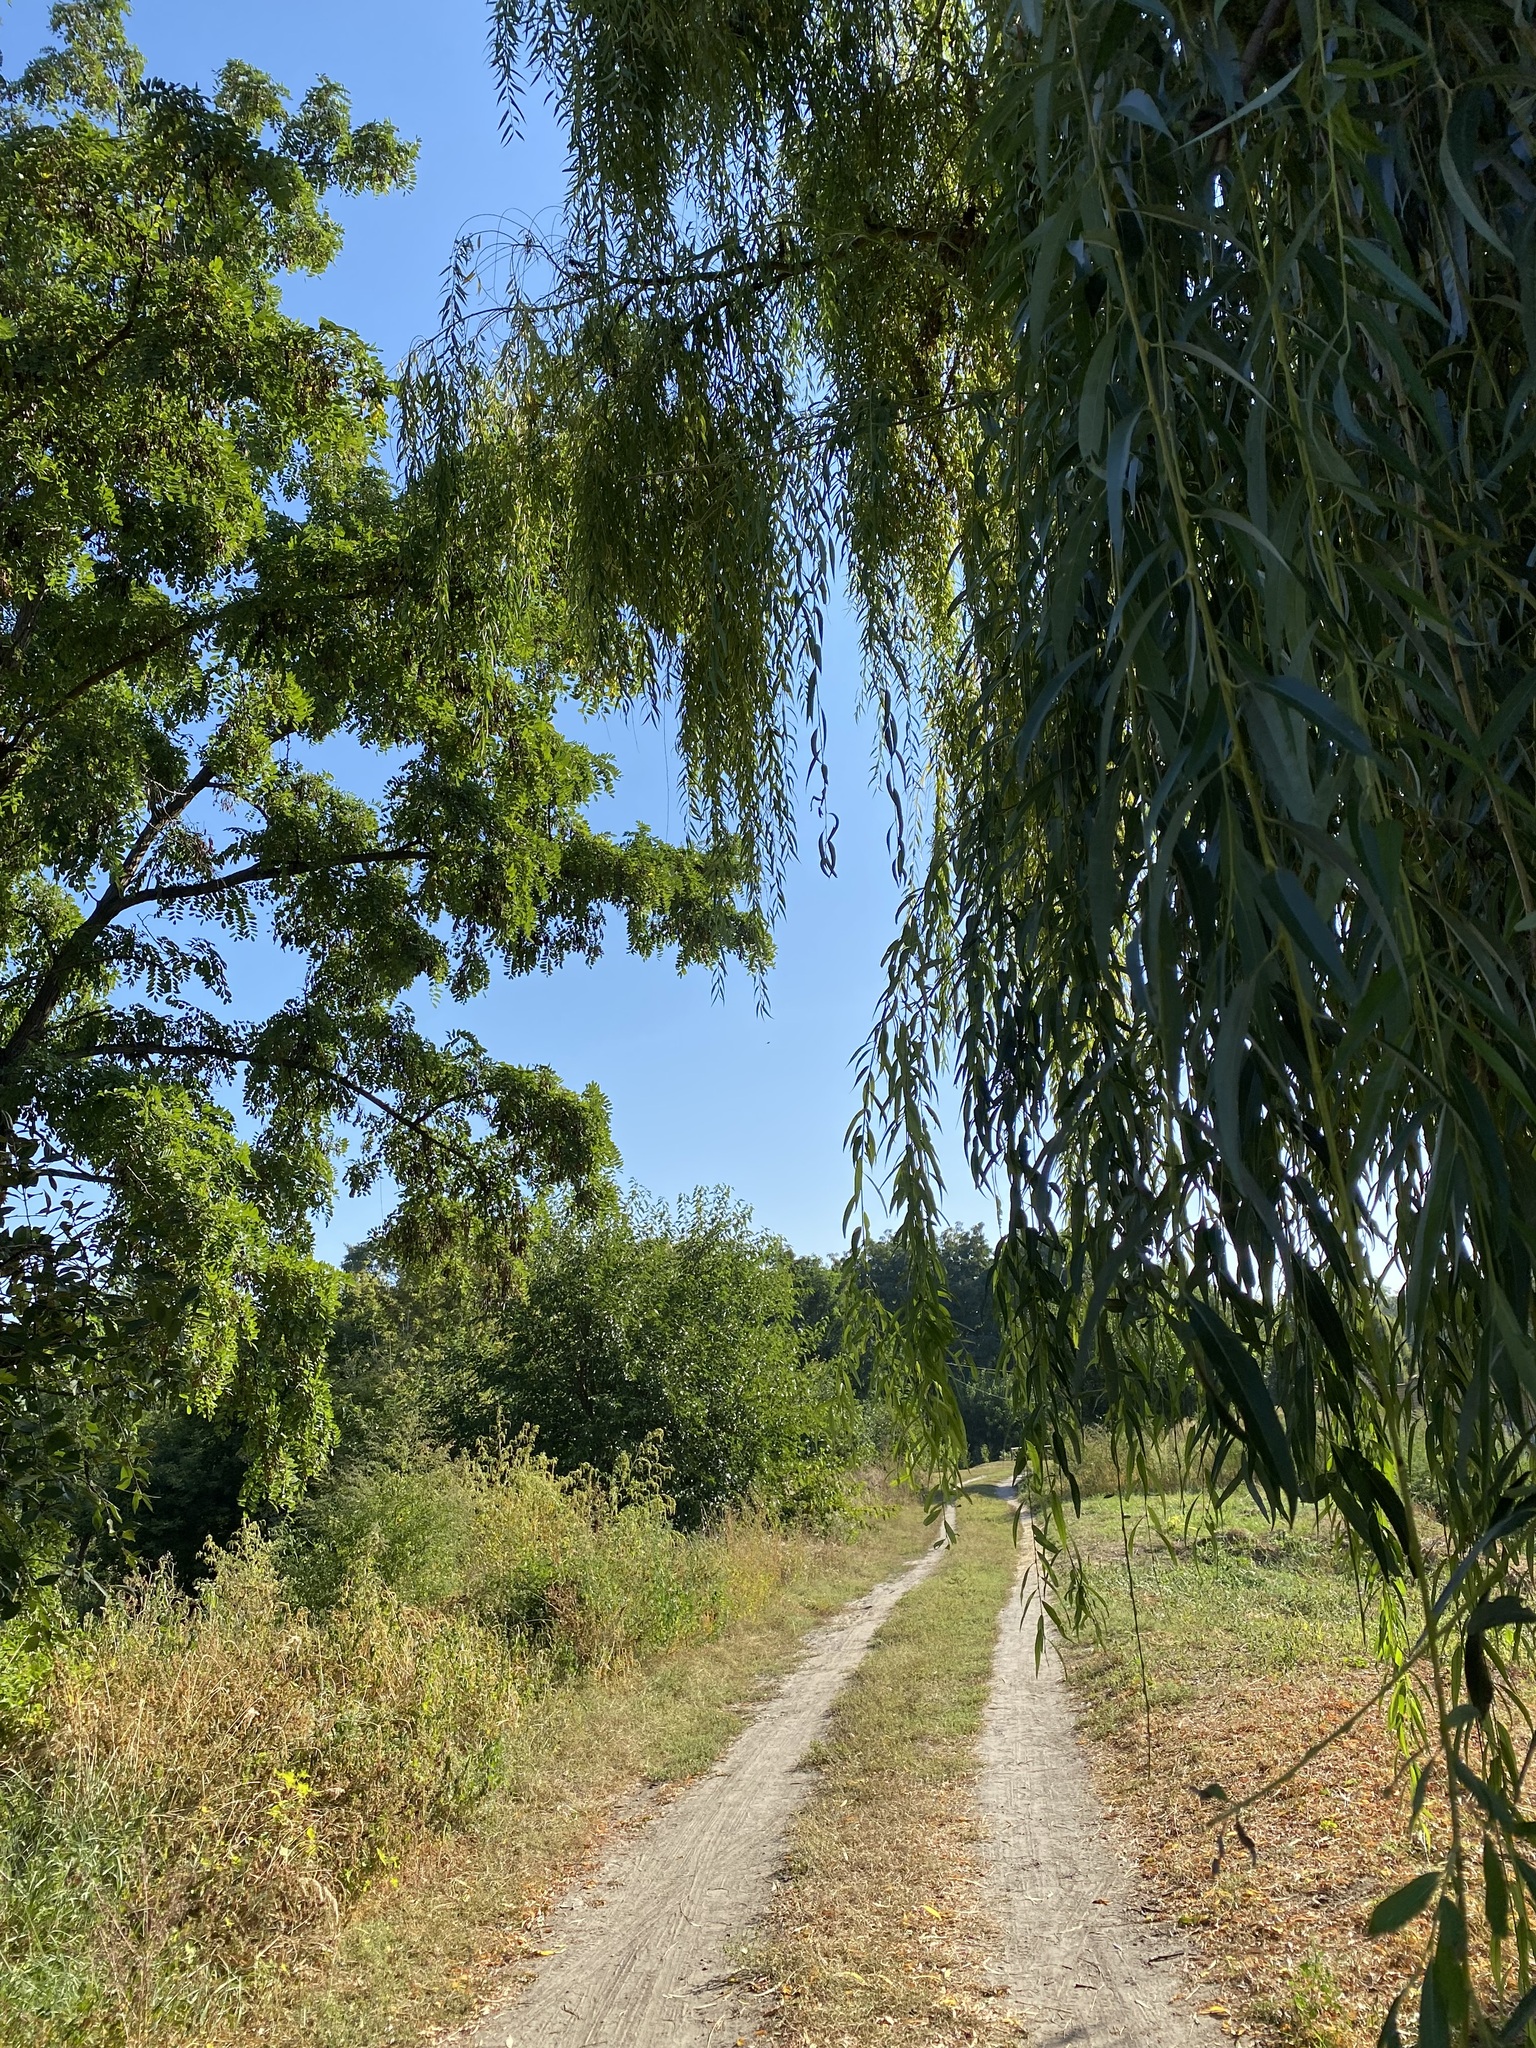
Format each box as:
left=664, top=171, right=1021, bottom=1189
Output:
left=461, top=1538, right=948, bottom=2048
left=977, top=1499, right=1215, bottom=2048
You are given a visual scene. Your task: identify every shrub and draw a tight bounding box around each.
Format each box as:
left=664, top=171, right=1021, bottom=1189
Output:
left=0, top=1535, right=517, bottom=2042
left=279, top=1438, right=733, bottom=1674
left=425, top=1190, right=868, bottom=1528
left=0, top=1440, right=845, bottom=2044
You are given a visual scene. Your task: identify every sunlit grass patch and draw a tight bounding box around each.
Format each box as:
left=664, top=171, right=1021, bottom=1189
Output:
left=1059, top=1493, right=1424, bottom=2048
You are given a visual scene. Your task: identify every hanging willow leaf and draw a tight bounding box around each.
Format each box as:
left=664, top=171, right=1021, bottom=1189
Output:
left=1485, top=1840, right=1511, bottom=1944
left=1368, top=1870, right=1442, bottom=1938
left=430, top=0, right=1536, bottom=2034
left=1187, top=1302, right=1299, bottom=1507
left=1497, top=1982, right=1536, bottom=2046
left=1332, top=1446, right=1411, bottom=1562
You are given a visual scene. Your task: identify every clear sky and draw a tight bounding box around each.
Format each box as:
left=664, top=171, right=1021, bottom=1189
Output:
left=3, top=0, right=998, bottom=1259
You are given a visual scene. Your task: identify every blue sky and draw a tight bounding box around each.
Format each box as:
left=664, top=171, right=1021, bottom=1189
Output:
left=4, top=0, right=998, bottom=1258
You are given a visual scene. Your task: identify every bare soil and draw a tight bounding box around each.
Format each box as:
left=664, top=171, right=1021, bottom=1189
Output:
left=977, top=1509, right=1222, bottom=2048
left=459, top=1539, right=949, bottom=2047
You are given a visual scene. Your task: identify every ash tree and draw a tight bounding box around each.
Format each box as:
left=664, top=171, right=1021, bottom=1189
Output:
left=0, top=0, right=769, bottom=1600
left=423, top=0, right=1536, bottom=2028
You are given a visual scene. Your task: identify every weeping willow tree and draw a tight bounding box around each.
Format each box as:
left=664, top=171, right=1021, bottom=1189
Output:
left=414, top=0, right=1536, bottom=2028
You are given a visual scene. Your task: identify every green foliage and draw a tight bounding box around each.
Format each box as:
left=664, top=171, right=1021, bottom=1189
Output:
left=0, top=1533, right=521, bottom=2043
left=0, top=1443, right=847, bottom=2045
left=0, top=0, right=769, bottom=1603
left=107, top=1188, right=865, bottom=1584
left=278, top=1441, right=743, bottom=1671
left=797, top=1225, right=1014, bottom=1462
left=0, top=1449, right=794, bottom=2039
left=107, top=1408, right=254, bottom=1586
left=434, top=0, right=1536, bottom=2030
left=420, top=1189, right=867, bottom=1527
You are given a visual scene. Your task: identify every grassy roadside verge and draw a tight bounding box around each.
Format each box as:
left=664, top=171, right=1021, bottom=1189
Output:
left=1060, top=1494, right=1423, bottom=2048
left=738, top=1486, right=1024, bottom=2048
left=230, top=1489, right=933, bottom=2048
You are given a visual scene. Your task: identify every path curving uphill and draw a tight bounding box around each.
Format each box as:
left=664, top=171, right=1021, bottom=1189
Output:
left=461, top=1539, right=948, bottom=2048
left=976, top=1492, right=1214, bottom=2048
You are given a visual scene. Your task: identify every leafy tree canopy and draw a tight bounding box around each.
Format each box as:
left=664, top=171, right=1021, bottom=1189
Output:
left=0, top=0, right=769, bottom=1599
left=425, top=0, right=1536, bottom=2024
left=347, top=1187, right=865, bottom=1527
left=796, top=1226, right=1014, bottom=1461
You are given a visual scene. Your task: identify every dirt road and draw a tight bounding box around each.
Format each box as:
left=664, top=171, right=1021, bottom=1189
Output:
left=463, top=1539, right=948, bottom=2048
left=977, top=1505, right=1212, bottom=2048
left=460, top=1489, right=1213, bottom=2048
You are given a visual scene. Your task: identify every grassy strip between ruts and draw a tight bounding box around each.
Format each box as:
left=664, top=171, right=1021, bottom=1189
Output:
left=231, top=1489, right=933, bottom=2048
left=734, top=1486, right=1025, bottom=2048
left=1060, top=1494, right=1427, bottom=2048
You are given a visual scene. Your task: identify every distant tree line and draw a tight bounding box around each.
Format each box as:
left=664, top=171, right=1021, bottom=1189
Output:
left=794, top=1225, right=1013, bottom=1470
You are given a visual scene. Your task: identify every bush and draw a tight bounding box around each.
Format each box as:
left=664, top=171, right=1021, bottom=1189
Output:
left=0, top=1535, right=518, bottom=2043
left=104, top=1191, right=866, bottom=1589
left=279, top=1438, right=736, bottom=1674
left=428, top=1190, right=867, bottom=1527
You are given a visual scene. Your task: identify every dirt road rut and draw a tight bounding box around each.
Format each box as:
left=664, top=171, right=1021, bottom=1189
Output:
left=464, top=1540, right=947, bottom=2048
left=978, top=1513, right=1212, bottom=2048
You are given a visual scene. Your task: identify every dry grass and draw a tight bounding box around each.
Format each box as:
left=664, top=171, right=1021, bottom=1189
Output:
left=736, top=1486, right=1025, bottom=2048
left=221, top=1486, right=934, bottom=2047
left=0, top=1452, right=929, bottom=2048
left=1059, top=1500, right=1428, bottom=2048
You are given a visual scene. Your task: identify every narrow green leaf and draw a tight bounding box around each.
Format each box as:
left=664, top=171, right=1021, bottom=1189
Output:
left=1345, top=236, right=1445, bottom=322
left=1117, top=89, right=1171, bottom=139
left=1079, top=327, right=1117, bottom=461
left=1367, top=1868, right=1440, bottom=1936
left=1440, top=95, right=1512, bottom=259
left=1333, top=1445, right=1411, bottom=1558
left=1497, top=1983, right=1536, bottom=2046
left=1452, top=1756, right=1530, bottom=1837
left=1295, top=1265, right=1353, bottom=1383
left=1089, top=760, right=1124, bottom=971
left=1469, top=1594, right=1536, bottom=1636
left=1187, top=1302, right=1299, bottom=1503
left=1255, top=673, right=1372, bottom=755
left=1105, top=407, right=1141, bottom=560
left=1264, top=870, right=1351, bottom=991
left=1485, top=1838, right=1511, bottom=1942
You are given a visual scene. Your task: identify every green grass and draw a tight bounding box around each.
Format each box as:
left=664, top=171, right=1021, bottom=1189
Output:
left=1053, top=1490, right=1411, bottom=2048
left=1063, top=1492, right=1373, bottom=1716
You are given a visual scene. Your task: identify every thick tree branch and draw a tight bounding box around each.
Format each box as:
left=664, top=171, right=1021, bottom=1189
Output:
left=116, top=759, right=225, bottom=894
left=117, top=844, right=431, bottom=912
left=0, top=824, right=429, bottom=1078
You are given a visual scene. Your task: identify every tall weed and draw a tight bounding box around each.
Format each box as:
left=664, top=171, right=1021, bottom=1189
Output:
left=0, top=1444, right=849, bottom=2046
